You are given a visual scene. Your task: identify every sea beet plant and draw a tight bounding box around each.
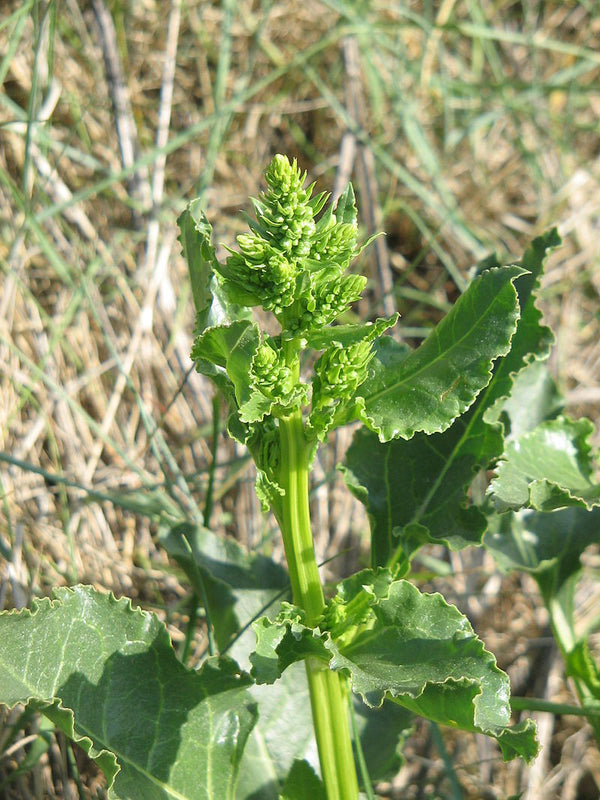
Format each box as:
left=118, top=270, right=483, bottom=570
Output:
left=2, top=154, right=600, bottom=798
left=177, top=154, right=540, bottom=797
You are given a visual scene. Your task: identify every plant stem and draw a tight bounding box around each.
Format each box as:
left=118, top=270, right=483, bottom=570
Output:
left=277, top=409, right=359, bottom=800
left=547, top=595, right=600, bottom=745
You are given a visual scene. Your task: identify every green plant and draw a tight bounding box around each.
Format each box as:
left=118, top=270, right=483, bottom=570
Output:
left=2, top=154, right=600, bottom=799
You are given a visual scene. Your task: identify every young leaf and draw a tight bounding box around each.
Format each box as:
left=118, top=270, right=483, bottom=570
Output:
left=334, top=182, right=358, bottom=226
left=0, top=586, right=257, bottom=800
left=495, top=359, right=564, bottom=440
left=489, top=417, right=600, bottom=512
left=249, top=575, right=538, bottom=762
left=178, top=199, right=217, bottom=324
left=191, top=320, right=260, bottom=411
left=357, top=266, right=524, bottom=441
left=160, top=523, right=289, bottom=668
left=178, top=200, right=251, bottom=332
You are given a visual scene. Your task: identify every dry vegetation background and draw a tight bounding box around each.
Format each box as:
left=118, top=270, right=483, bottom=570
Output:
left=1, top=0, right=600, bottom=798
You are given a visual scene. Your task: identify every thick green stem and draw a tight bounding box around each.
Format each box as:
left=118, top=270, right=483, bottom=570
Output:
left=277, top=409, right=359, bottom=800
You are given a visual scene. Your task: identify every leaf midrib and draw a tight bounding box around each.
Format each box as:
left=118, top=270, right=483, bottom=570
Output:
left=360, top=268, right=520, bottom=408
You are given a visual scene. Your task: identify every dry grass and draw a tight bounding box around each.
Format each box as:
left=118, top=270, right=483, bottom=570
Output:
left=1, top=0, right=600, bottom=797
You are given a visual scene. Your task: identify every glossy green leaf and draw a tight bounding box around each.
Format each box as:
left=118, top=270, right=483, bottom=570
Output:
left=160, top=524, right=289, bottom=669
left=484, top=507, right=600, bottom=601
left=489, top=417, right=600, bottom=512
left=357, top=266, right=524, bottom=441
left=0, top=586, right=257, bottom=800
left=342, top=235, right=561, bottom=566
left=279, top=759, right=326, bottom=800
left=341, top=413, right=495, bottom=567
left=238, top=663, right=319, bottom=800
left=250, top=575, right=537, bottom=761
left=480, top=229, right=559, bottom=425
left=495, top=359, right=563, bottom=440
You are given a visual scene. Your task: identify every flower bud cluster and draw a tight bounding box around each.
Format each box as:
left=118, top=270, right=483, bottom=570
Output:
left=225, top=235, right=297, bottom=315
left=312, top=220, right=358, bottom=272
left=313, top=339, right=375, bottom=407
left=292, top=272, right=367, bottom=333
left=257, top=155, right=319, bottom=259
left=216, top=154, right=365, bottom=331
left=250, top=342, right=294, bottom=400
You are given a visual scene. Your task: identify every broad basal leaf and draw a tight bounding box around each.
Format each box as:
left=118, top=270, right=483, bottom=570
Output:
left=357, top=266, right=524, bottom=441
left=489, top=417, right=600, bottom=512
left=279, top=759, right=326, bottom=800
left=250, top=573, right=537, bottom=762
left=0, top=586, right=257, bottom=800
left=239, top=661, right=408, bottom=797
left=160, top=523, right=289, bottom=670
left=237, top=663, right=319, bottom=800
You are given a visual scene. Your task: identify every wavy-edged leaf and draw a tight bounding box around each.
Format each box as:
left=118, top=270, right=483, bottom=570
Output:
left=160, top=524, right=289, bottom=669
left=327, top=579, right=537, bottom=761
left=489, top=417, right=600, bottom=512
left=341, top=413, right=497, bottom=566
left=484, top=507, right=600, bottom=601
left=0, top=586, right=257, bottom=800
left=342, top=235, right=562, bottom=566
left=357, top=266, right=524, bottom=441
left=482, top=229, right=559, bottom=425
left=249, top=575, right=537, bottom=761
